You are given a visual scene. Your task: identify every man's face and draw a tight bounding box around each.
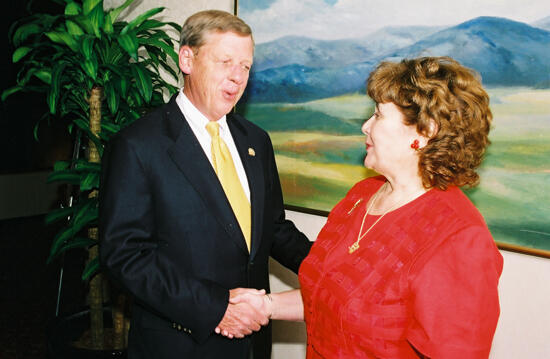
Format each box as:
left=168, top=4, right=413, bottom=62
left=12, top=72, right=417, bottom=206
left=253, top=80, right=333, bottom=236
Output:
left=179, top=31, right=254, bottom=121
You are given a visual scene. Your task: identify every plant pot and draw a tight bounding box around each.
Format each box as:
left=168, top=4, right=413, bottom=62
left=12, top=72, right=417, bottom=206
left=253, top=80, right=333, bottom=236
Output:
left=47, top=307, right=127, bottom=359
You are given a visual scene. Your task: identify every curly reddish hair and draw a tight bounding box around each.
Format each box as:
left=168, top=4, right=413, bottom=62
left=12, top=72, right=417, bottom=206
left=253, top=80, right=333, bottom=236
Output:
left=367, top=56, right=492, bottom=190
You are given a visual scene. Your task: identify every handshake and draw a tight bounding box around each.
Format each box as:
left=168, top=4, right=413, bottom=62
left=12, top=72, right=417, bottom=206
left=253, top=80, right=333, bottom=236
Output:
left=215, top=288, right=273, bottom=339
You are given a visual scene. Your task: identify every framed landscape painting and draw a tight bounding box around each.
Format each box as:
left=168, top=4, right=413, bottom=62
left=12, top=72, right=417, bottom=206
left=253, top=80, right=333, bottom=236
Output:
left=235, top=0, right=550, bottom=257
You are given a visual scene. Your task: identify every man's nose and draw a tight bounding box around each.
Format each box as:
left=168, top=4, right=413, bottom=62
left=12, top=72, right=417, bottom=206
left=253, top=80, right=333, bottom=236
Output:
left=229, top=65, right=248, bottom=84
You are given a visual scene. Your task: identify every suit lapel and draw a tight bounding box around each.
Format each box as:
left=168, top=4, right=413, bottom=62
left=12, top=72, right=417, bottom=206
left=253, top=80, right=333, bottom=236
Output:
left=227, top=114, right=265, bottom=260
left=164, top=98, right=249, bottom=254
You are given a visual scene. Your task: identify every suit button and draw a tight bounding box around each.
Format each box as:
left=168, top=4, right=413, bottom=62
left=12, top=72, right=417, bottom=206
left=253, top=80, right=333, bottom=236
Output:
left=172, top=322, right=177, bottom=329
left=177, top=324, right=182, bottom=331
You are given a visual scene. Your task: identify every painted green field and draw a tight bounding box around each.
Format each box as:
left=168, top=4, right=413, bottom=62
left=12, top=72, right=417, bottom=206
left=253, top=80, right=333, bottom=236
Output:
left=238, top=88, right=550, bottom=252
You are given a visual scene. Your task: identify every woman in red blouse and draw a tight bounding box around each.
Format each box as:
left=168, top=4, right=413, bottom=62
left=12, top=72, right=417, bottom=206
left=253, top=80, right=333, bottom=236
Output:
left=232, top=57, right=503, bottom=358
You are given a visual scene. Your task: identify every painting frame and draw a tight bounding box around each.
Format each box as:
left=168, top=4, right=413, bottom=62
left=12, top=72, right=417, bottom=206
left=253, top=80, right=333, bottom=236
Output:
left=234, top=1, right=550, bottom=258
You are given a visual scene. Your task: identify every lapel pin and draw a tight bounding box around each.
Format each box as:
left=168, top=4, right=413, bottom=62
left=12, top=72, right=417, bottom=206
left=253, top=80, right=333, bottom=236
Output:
left=347, top=198, right=363, bottom=215
left=248, top=148, right=255, bottom=156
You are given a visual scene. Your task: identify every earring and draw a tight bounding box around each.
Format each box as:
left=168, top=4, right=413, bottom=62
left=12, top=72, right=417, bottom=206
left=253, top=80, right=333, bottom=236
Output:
left=410, top=139, right=420, bottom=150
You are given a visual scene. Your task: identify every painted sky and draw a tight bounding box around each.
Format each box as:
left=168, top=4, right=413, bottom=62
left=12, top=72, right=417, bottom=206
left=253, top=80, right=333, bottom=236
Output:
left=239, top=0, right=550, bottom=43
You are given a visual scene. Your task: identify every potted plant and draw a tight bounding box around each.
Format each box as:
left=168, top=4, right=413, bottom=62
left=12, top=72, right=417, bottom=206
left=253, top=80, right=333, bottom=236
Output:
left=3, top=0, right=180, bottom=354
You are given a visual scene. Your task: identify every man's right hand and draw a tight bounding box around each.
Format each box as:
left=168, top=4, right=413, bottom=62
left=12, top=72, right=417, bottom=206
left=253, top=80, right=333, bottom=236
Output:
left=215, top=288, right=269, bottom=338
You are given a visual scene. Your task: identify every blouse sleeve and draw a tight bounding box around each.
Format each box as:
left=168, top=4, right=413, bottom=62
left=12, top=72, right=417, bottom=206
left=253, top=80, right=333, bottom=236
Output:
left=406, top=225, right=503, bottom=358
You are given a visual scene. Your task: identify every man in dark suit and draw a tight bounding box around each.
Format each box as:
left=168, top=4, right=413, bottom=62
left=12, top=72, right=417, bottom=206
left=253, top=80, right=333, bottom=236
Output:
left=99, top=10, right=312, bottom=359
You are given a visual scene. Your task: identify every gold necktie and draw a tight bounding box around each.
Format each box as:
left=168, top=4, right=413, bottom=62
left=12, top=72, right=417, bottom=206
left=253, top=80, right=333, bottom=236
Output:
left=206, top=122, right=251, bottom=251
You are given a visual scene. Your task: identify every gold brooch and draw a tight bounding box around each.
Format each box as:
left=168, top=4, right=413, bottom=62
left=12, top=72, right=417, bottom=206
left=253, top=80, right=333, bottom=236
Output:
left=248, top=148, right=255, bottom=156
left=347, top=199, right=363, bottom=215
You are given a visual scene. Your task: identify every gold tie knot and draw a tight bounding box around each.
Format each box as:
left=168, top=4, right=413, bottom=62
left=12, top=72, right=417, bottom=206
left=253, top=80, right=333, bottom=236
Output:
left=206, top=121, right=220, bottom=138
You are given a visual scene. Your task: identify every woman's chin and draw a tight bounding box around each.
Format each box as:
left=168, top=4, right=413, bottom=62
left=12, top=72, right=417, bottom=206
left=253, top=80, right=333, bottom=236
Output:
left=364, top=158, right=375, bottom=170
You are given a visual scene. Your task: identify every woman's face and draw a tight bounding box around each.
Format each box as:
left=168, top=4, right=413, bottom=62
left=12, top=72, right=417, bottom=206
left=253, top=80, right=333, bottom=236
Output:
left=361, top=102, right=420, bottom=176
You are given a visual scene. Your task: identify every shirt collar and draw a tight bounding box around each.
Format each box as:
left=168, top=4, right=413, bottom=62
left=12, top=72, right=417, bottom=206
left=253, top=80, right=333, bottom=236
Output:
left=176, top=89, right=228, bottom=133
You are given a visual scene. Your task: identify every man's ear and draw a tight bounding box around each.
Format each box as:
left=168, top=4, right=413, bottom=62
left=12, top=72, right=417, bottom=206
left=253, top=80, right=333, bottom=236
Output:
left=179, top=46, right=194, bottom=74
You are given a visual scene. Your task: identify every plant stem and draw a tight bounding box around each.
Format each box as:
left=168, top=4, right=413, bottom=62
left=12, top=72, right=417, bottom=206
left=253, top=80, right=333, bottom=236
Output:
left=88, top=86, right=104, bottom=349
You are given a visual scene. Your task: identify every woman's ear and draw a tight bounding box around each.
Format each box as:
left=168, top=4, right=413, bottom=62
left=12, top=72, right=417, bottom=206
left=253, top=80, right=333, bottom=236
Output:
left=418, top=119, right=438, bottom=148
left=427, top=118, right=439, bottom=138
left=178, top=46, right=194, bottom=75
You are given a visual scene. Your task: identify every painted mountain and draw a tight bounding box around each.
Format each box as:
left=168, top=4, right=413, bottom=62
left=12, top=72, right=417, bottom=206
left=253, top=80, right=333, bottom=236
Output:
left=533, top=15, right=550, bottom=30
left=243, top=16, right=550, bottom=103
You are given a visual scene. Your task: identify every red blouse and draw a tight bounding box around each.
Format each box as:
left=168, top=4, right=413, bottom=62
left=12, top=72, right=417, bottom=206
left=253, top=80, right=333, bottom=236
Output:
left=298, top=176, right=503, bottom=358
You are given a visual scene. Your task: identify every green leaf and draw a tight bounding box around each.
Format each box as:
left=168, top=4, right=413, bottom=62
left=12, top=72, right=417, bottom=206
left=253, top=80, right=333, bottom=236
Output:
left=65, top=2, right=82, bottom=16
left=83, top=0, right=102, bottom=15
left=48, top=226, right=77, bottom=261
left=74, top=160, right=101, bottom=172
left=103, top=15, right=114, bottom=34
left=13, top=23, right=42, bottom=47
left=59, top=236, right=96, bottom=253
left=33, top=113, right=50, bottom=141
left=12, top=47, right=32, bottom=63
left=135, top=19, right=164, bottom=32
left=47, top=170, right=81, bottom=184
left=53, top=160, right=71, bottom=171
left=121, top=7, right=164, bottom=35
left=138, top=37, right=178, bottom=65
left=104, top=79, right=119, bottom=114
left=88, top=3, right=105, bottom=38
left=166, top=22, right=182, bottom=33
left=34, top=70, right=52, bottom=85
left=45, top=206, right=75, bottom=224
left=107, top=0, right=134, bottom=24
left=76, top=16, right=95, bottom=35
left=73, top=118, right=90, bottom=132
left=82, top=257, right=100, bottom=280
left=82, top=57, right=98, bottom=80
left=45, top=31, right=79, bottom=52
left=1, top=86, right=23, bottom=102
left=48, top=197, right=97, bottom=260
left=117, top=33, right=138, bottom=60
left=81, top=36, right=95, bottom=60
left=66, top=19, right=85, bottom=36
left=118, top=76, right=129, bottom=97
left=158, top=59, right=179, bottom=83
left=72, top=199, right=98, bottom=231
left=80, top=172, right=99, bottom=191
left=47, top=62, right=67, bottom=114
left=101, top=121, right=121, bottom=134
left=48, top=236, right=97, bottom=262
left=131, top=64, right=152, bottom=103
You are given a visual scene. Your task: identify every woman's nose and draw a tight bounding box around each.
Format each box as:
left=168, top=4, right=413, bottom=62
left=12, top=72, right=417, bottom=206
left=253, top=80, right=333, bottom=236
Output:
left=361, top=117, right=371, bottom=135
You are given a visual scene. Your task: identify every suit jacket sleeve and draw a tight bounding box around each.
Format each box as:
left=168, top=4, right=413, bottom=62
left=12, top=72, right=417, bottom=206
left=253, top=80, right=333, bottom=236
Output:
left=99, top=133, right=229, bottom=343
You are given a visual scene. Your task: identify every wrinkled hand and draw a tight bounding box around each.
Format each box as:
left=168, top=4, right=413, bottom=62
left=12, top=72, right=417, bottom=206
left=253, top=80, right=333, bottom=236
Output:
left=215, top=288, right=269, bottom=339
left=229, top=288, right=272, bottom=319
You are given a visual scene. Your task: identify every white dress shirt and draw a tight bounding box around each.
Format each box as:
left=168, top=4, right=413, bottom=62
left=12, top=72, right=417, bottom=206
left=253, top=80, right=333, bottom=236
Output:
left=175, top=90, right=251, bottom=202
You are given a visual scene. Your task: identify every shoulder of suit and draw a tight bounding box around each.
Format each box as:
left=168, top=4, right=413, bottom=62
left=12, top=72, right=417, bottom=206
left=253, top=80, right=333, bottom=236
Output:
left=228, top=112, right=268, bottom=136
left=113, top=101, right=174, bottom=141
